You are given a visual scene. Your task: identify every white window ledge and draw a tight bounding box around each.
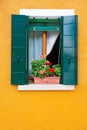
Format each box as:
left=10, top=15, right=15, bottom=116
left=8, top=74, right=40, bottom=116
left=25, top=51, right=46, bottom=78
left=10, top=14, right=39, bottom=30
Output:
left=18, top=84, right=74, bottom=91
left=20, top=9, right=74, bottom=18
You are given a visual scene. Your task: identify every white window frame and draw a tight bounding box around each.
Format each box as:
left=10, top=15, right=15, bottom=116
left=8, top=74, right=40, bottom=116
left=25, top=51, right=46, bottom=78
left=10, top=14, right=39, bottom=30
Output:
left=18, top=9, right=75, bottom=91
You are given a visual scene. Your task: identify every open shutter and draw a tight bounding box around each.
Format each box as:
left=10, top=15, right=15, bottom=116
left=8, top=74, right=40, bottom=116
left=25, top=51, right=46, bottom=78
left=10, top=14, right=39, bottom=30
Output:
left=61, top=15, right=78, bottom=85
left=11, top=15, right=28, bottom=85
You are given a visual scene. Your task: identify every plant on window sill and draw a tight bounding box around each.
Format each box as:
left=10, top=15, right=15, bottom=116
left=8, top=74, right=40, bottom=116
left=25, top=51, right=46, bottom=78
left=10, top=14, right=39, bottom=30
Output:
left=31, top=55, right=61, bottom=84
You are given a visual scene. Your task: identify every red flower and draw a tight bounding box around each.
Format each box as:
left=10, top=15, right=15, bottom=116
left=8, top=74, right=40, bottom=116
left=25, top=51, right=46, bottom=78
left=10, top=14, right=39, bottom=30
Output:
left=50, top=68, right=55, bottom=73
left=46, top=60, right=52, bottom=66
left=48, top=62, right=52, bottom=66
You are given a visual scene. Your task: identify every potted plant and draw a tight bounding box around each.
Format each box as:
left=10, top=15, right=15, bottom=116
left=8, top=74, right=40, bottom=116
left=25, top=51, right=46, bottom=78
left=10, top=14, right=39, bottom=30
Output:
left=31, top=56, right=61, bottom=84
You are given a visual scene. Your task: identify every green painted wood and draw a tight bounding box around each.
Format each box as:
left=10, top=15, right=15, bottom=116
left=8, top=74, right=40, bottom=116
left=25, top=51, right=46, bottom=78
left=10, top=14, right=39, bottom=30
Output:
left=29, top=18, right=61, bottom=31
left=61, top=15, right=78, bottom=85
left=28, top=26, right=60, bottom=31
left=75, top=16, right=78, bottom=84
left=29, top=18, right=61, bottom=23
left=11, top=15, right=28, bottom=85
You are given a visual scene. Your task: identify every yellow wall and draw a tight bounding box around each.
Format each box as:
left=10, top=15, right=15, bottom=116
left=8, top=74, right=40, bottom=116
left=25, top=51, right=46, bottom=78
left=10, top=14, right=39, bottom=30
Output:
left=0, top=0, right=87, bottom=130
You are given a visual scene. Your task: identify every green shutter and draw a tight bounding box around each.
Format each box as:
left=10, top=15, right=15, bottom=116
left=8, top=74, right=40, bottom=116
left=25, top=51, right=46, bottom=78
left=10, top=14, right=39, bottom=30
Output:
left=61, top=15, right=78, bottom=85
left=11, top=15, right=28, bottom=85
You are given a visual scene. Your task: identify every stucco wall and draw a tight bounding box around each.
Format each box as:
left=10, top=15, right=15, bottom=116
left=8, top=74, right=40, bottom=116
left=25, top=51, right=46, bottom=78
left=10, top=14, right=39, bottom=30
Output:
left=0, top=0, right=87, bottom=129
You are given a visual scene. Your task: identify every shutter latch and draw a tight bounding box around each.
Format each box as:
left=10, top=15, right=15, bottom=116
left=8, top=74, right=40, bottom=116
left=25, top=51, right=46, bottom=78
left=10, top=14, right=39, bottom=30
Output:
left=16, top=56, right=20, bottom=63
left=68, top=57, right=71, bottom=64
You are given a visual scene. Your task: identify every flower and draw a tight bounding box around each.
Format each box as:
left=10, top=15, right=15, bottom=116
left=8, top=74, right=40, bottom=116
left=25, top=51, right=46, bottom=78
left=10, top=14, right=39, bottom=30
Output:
left=39, top=70, right=44, bottom=75
left=46, top=60, right=52, bottom=66
left=31, top=56, right=61, bottom=78
left=46, top=60, right=50, bottom=64
left=39, top=55, right=44, bottom=59
left=48, top=62, right=52, bottom=66
left=50, top=68, right=55, bottom=73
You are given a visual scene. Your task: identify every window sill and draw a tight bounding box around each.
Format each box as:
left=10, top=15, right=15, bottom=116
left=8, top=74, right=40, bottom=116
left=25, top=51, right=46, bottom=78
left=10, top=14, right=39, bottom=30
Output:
left=18, top=84, right=74, bottom=91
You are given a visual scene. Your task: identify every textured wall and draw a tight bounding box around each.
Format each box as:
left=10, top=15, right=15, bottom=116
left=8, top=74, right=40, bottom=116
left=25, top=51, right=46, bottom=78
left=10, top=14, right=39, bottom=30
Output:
left=0, top=0, right=87, bottom=129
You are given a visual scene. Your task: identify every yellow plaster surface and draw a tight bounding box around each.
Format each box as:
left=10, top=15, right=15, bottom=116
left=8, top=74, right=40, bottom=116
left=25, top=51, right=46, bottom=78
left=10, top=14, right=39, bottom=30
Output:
left=0, top=0, right=87, bottom=129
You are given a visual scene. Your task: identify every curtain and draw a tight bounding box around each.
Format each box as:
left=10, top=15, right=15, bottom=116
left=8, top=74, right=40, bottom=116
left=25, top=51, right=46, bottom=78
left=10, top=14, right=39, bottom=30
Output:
left=29, top=32, right=43, bottom=75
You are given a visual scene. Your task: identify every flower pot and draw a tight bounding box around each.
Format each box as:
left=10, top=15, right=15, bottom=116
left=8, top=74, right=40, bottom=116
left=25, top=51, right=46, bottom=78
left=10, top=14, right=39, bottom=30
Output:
left=33, top=77, right=60, bottom=84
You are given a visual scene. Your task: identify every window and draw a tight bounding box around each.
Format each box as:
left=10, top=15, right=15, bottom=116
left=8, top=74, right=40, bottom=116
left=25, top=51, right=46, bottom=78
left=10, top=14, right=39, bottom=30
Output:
left=28, top=18, right=61, bottom=84
left=11, top=14, right=78, bottom=85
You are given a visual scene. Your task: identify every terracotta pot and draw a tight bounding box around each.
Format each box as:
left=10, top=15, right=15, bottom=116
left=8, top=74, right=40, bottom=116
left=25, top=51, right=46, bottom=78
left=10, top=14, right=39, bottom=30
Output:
left=33, top=77, right=60, bottom=84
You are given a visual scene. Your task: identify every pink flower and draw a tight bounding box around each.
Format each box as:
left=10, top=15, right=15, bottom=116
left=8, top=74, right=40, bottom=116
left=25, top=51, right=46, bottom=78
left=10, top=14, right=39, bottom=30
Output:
left=39, top=70, right=44, bottom=75
left=39, top=55, right=44, bottom=59
left=46, top=60, right=50, bottom=64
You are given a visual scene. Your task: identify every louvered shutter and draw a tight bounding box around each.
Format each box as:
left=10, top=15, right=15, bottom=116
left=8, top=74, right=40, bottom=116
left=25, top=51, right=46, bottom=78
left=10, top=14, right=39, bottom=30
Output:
left=61, top=15, right=78, bottom=85
left=11, top=15, right=28, bottom=85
